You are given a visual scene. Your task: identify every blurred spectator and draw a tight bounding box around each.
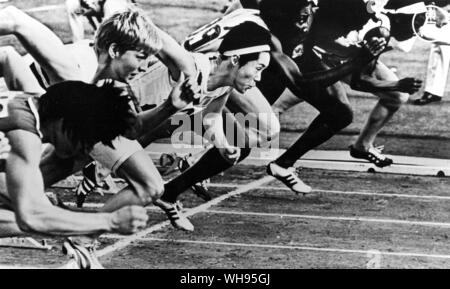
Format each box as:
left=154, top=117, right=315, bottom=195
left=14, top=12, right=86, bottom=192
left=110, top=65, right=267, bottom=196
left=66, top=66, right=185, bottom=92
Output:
left=65, top=0, right=135, bottom=42
left=413, top=3, right=450, bottom=105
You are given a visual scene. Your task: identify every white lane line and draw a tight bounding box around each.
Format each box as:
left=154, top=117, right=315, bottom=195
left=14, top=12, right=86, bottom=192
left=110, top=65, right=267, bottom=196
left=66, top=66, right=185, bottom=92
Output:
left=64, top=202, right=161, bottom=212
left=313, top=189, right=450, bottom=201
left=76, top=202, right=450, bottom=229
left=64, top=202, right=102, bottom=209
left=204, top=209, right=450, bottom=229
left=24, top=5, right=64, bottom=13
left=105, top=237, right=450, bottom=260
left=208, top=183, right=450, bottom=201
left=57, top=182, right=450, bottom=201
left=57, top=178, right=450, bottom=201
left=96, top=176, right=274, bottom=258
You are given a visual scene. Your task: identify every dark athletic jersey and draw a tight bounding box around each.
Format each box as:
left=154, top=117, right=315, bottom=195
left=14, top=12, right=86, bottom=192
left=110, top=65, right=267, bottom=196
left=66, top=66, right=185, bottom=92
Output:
left=0, top=94, right=42, bottom=138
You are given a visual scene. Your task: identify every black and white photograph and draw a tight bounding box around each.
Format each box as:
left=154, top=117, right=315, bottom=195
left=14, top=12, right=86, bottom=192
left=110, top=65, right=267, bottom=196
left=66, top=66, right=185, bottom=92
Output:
left=0, top=0, right=449, bottom=273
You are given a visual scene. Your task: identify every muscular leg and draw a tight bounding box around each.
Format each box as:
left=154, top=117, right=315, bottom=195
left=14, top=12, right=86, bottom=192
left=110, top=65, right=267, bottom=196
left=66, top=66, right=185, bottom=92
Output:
left=160, top=87, right=279, bottom=203
left=0, top=209, right=24, bottom=237
left=270, top=51, right=353, bottom=168
left=226, top=87, right=280, bottom=148
left=0, top=6, right=82, bottom=83
left=0, top=174, right=25, bottom=237
left=271, top=89, right=304, bottom=115
left=353, top=61, right=408, bottom=151
left=159, top=111, right=251, bottom=203
left=275, top=79, right=353, bottom=168
left=0, top=46, right=44, bottom=93
left=98, top=150, right=164, bottom=213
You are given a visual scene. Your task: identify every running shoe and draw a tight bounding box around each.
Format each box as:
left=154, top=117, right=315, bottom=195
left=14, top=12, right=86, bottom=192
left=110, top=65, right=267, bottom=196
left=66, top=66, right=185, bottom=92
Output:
left=154, top=199, right=194, bottom=231
left=62, top=238, right=104, bottom=269
left=266, top=162, right=312, bottom=195
left=413, top=92, right=442, bottom=105
left=349, top=145, right=393, bottom=167
left=74, top=162, right=98, bottom=208
left=178, top=154, right=212, bottom=201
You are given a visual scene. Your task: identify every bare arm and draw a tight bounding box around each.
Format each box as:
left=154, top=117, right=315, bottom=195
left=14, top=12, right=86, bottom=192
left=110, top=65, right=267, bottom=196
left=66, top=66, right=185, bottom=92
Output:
left=351, top=64, right=422, bottom=94
left=137, top=74, right=196, bottom=135
left=155, top=27, right=197, bottom=81
left=6, top=130, right=146, bottom=236
left=202, top=94, right=229, bottom=147
left=39, top=144, right=89, bottom=187
left=3, top=6, right=81, bottom=82
left=65, top=0, right=86, bottom=42
left=269, top=34, right=383, bottom=95
left=202, top=93, right=240, bottom=163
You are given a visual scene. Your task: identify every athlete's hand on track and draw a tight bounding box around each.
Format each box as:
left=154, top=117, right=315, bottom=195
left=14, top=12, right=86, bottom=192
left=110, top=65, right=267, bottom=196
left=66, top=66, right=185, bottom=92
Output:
left=109, top=205, right=149, bottom=234
left=218, top=146, right=241, bottom=165
left=169, top=73, right=199, bottom=110
left=395, top=77, right=423, bottom=94
left=363, top=37, right=387, bottom=57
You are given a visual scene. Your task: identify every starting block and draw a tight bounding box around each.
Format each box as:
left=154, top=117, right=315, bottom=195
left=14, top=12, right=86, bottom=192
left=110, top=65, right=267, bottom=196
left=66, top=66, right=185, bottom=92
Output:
left=0, top=237, right=53, bottom=250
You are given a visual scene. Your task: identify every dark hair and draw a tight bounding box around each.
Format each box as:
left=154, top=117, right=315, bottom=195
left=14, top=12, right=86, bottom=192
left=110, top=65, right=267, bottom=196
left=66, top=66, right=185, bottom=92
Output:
left=38, top=80, right=137, bottom=151
left=387, top=12, right=415, bottom=41
left=218, top=21, right=271, bottom=57
left=260, top=0, right=310, bottom=29
left=316, top=0, right=373, bottom=32
left=94, top=9, right=162, bottom=56
left=237, top=53, right=261, bottom=67
left=259, top=0, right=312, bottom=49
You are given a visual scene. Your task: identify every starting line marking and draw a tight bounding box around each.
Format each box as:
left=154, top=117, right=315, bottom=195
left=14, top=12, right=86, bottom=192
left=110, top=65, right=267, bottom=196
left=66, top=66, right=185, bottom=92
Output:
left=208, top=183, right=450, bottom=201
left=96, top=176, right=274, bottom=257
left=146, top=144, right=450, bottom=177
left=70, top=201, right=450, bottom=229
left=204, top=209, right=450, bottom=229
left=56, top=180, right=450, bottom=201
left=111, top=237, right=450, bottom=261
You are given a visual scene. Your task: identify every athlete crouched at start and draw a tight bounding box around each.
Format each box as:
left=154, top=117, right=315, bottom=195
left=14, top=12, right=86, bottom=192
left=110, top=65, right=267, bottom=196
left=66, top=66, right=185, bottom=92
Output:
left=0, top=81, right=149, bottom=268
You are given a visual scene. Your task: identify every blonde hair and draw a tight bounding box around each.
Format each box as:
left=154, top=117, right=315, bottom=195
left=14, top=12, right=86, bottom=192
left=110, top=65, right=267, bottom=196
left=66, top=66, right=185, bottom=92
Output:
left=94, top=9, right=163, bottom=56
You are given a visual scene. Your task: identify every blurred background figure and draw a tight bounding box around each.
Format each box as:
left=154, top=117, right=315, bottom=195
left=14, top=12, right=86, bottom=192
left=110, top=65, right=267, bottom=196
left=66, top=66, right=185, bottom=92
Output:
left=65, top=0, right=136, bottom=42
left=413, top=3, right=450, bottom=105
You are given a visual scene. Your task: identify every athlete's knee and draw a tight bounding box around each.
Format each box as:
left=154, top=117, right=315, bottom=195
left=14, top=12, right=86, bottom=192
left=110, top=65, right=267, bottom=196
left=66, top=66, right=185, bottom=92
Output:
left=237, top=147, right=252, bottom=163
left=326, top=102, right=353, bottom=131
left=139, top=179, right=164, bottom=204
left=379, top=91, right=409, bottom=111
left=248, top=112, right=280, bottom=147
left=125, top=173, right=164, bottom=205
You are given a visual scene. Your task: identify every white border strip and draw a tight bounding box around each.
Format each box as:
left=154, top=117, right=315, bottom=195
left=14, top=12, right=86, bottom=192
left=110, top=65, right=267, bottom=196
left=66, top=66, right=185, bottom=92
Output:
left=96, top=176, right=273, bottom=257
left=116, top=237, right=450, bottom=260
